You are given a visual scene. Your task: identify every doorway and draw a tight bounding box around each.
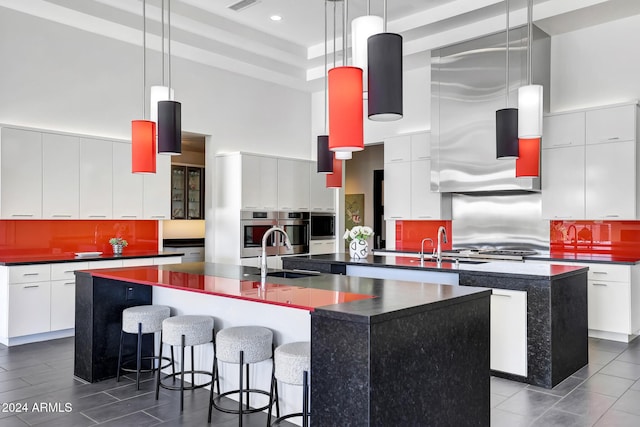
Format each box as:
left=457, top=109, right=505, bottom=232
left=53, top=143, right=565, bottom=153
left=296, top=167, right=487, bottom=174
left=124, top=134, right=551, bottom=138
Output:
left=373, top=169, right=385, bottom=249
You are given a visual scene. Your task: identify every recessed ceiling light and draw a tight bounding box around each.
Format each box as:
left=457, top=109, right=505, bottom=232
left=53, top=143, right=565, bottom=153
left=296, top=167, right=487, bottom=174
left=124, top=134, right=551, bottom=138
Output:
left=270, top=15, right=282, bottom=21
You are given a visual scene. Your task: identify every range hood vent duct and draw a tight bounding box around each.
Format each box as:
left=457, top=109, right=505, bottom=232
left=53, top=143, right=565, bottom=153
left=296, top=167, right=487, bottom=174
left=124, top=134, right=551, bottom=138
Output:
left=430, top=25, right=550, bottom=193
left=228, top=0, right=260, bottom=12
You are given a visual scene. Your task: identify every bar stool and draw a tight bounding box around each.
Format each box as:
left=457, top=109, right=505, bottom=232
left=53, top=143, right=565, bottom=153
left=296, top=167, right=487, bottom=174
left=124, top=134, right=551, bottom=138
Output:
left=268, top=341, right=311, bottom=427
left=116, top=305, right=171, bottom=390
left=155, top=315, right=218, bottom=412
left=208, top=326, right=276, bottom=426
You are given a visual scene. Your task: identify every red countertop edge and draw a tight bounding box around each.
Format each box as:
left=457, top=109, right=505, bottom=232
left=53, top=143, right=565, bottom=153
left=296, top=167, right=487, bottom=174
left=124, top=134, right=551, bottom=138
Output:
left=83, top=267, right=375, bottom=312
left=0, top=251, right=183, bottom=266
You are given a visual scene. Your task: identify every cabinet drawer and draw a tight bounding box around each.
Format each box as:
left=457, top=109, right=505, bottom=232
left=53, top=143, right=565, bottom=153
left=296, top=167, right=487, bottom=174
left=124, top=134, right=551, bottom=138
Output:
left=543, top=112, right=585, bottom=148
left=8, top=282, right=51, bottom=337
left=575, top=263, right=630, bottom=282
left=51, top=262, right=89, bottom=281
left=87, top=260, right=123, bottom=269
left=587, top=280, right=630, bottom=334
left=586, top=104, right=636, bottom=144
left=9, top=264, right=51, bottom=284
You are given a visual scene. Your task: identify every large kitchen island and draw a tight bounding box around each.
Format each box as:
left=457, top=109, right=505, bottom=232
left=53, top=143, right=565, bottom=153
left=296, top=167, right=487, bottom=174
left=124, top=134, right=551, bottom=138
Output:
left=74, top=262, right=492, bottom=426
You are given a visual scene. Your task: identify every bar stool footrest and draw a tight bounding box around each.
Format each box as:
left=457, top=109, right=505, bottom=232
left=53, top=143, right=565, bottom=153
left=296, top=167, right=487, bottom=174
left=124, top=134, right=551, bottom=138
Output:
left=158, top=370, right=214, bottom=392
left=271, top=411, right=310, bottom=426
left=211, top=388, right=272, bottom=414
left=120, top=355, right=173, bottom=375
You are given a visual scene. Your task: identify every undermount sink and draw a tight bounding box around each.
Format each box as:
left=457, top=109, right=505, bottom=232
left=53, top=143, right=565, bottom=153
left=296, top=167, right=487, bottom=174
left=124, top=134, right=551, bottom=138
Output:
left=265, top=270, right=319, bottom=279
left=408, top=257, right=487, bottom=265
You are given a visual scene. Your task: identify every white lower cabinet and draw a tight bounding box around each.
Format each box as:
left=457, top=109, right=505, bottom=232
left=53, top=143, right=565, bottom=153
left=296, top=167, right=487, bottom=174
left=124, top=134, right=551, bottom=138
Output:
left=490, top=289, right=527, bottom=376
left=588, top=280, right=630, bottom=334
left=154, top=256, right=184, bottom=265
left=9, top=281, right=51, bottom=337
left=309, top=240, right=335, bottom=255
left=50, top=279, right=76, bottom=330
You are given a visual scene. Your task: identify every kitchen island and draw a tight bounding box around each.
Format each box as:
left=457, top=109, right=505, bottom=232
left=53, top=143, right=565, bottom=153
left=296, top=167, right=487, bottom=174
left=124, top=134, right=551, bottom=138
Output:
left=74, top=262, right=492, bottom=426
left=283, top=253, right=589, bottom=389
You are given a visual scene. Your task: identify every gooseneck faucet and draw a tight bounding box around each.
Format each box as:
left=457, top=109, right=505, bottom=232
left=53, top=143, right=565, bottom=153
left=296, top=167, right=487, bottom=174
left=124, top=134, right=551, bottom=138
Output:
left=436, top=226, right=448, bottom=264
left=261, top=226, right=292, bottom=281
left=420, top=238, right=434, bottom=267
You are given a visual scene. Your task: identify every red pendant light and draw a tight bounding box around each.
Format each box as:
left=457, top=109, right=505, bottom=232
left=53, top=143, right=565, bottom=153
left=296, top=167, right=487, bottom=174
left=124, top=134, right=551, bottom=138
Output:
left=515, top=138, right=540, bottom=177
left=132, top=0, right=156, bottom=174
left=328, top=66, right=364, bottom=154
left=132, top=120, right=156, bottom=173
left=326, top=156, right=343, bottom=188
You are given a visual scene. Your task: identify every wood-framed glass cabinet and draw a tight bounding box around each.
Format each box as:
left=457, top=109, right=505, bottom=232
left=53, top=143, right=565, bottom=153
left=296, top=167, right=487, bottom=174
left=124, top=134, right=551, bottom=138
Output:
left=171, top=165, right=204, bottom=219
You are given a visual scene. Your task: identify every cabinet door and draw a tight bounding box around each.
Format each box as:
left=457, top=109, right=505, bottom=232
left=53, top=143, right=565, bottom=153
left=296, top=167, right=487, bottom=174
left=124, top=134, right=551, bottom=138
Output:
left=588, top=281, right=631, bottom=334
left=0, top=128, right=42, bottom=218
left=186, top=167, right=204, bottom=219
left=541, top=146, right=585, bottom=219
left=543, top=112, right=585, bottom=149
left=9, top=282, right=51, bottom=337
left=586, top=141, right=636, bottom=219
left=309, top=162, right=335, bottom=211
left=50, top=279, right=75, bottom=331
left=112, top=142, right=143, bottom=219
left=586, top=104, right=636, bottom=145
left=410, top=160, right=446, bottom=219
left=384, top=135, right=411, bottom=163
left=42, top=133, right=80, bottom=219
left=384, top=161, right=411, bottom=220
left=490, top=289, right=527, bottom=376
left=80, top=138, right=113, bottom=219
left=411, top=132, right=431, bottom=161
left=309, top=239, right=336, bottom=254
left=242, top=155, right=278, bottom=210
left=278, top=159, right=310, bottom=211
left=143, top=155, right=171, bottom=219
left=171, top=166, right=186, bottom=219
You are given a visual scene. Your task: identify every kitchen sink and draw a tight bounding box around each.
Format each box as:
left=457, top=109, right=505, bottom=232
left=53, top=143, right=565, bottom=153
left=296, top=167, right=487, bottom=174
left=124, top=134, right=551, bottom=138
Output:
left=265, top=270, right=319, bottom=279
left=408, top=257, right=487, bottom=265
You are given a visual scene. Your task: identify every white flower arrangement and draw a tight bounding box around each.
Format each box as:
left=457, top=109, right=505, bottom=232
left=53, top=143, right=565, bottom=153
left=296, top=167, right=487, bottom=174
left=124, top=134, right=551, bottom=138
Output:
left=343, top=225, right=374, bottom=242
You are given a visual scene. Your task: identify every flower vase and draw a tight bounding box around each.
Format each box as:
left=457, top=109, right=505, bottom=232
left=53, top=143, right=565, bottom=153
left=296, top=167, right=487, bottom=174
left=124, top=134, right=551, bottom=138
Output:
left=112, top=244, right=123, bottom=255
left=349, top=239, right=369, bottom=260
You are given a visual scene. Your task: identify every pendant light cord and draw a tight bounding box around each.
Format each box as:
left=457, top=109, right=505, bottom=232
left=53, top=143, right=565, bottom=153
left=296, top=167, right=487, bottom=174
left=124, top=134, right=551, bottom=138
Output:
left=168, top=0, right=172, bottom=99
left=505, top=0, right=509, bottom=107
left=324, top=0, right=328, bottom=133
left=161, top=0, right=165, bottom=87
left=343, top=0, right=348, bottom=66
left=527, top=0, right=532, bottom=85
left=142, top=0, right=147, bottom=119
left=383, top=0, right=387, bottom=32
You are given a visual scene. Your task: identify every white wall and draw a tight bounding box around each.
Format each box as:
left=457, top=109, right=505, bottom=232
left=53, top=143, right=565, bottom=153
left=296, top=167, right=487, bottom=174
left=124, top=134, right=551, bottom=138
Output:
left=550, top=14, right=640, bottom=112
left=0, top=7, right=311, bottom=262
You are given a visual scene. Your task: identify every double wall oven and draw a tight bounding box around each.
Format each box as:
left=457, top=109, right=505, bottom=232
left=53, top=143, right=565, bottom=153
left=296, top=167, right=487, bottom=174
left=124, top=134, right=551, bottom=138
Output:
left=240, top=211, right=309, bottom=258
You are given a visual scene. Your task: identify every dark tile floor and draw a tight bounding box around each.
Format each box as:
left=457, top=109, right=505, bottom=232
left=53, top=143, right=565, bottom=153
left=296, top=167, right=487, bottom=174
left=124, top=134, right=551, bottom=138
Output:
left=0, top=336, right=639, bottom=426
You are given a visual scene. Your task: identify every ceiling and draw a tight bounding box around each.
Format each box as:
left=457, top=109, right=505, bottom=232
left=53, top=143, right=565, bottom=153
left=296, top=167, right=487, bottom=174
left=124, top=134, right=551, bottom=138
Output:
left=2, top=0, right=640, bottom=92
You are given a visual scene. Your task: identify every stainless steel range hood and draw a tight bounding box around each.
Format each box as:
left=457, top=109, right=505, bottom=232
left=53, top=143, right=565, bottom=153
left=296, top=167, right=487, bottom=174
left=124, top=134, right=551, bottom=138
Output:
left=431, top=25, right=550, bottom=193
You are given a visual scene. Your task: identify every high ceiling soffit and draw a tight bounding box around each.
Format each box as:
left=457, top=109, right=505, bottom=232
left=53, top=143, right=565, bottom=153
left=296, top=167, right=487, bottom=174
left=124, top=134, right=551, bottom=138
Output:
left=1, top=0, right=639, bottom=92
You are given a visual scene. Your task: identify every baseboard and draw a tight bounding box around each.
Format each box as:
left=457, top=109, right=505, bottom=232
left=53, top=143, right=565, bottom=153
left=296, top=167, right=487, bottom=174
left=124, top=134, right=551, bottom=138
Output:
left=0, top=329, right=74, bottom=347
left=588, top=329, right=638, bottom=343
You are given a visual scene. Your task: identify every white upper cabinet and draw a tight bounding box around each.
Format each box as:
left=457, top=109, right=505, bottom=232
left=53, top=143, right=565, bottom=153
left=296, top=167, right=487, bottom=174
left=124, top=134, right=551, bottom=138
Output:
left=384, top=135, right=411, bottom=163
left=586, top=104, right=636, bottom=145
left=410, top=160, right=451, bottom=220
left=79, top=137, right=113, bottom=219
left=241, top=154, right=278, bottom=211
left=542, top=146, right=585, bottom=219
left=0, top=127, right=43, bottom=219
left=410, top=132, right=431, bottom=160
left=42, top=133, right=79, bottom=219
left=586, top=140, right=637, bottom=219
left=278, top=158, right=310, bottom=211
left=542, top=112, right=585, bottom=149
left=143, top=154, right=171, bottom=219
left=309, top=162, right=335, bottom=211
left=112, top=142, right=143, bottom=219
left=384, top=161, right=411, bottom=220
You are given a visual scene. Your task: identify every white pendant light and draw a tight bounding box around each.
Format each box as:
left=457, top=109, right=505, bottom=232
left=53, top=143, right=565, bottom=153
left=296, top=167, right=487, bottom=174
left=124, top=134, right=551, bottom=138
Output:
left=351, top=0, right=383, bottom=98
left=150, top=85, right=174, bottom=123
left=518, top=0, right=543, bottom=139
left=335, top=151, right=352, bottom=160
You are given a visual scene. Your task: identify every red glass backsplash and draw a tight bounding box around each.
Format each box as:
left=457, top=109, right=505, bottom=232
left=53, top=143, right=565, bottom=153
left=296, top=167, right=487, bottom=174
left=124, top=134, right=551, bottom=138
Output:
left=0, top=220, right=158, bottom=257
left=550, top=220, right=640, bottom=258
left=395, top=220, right=452, bottom=252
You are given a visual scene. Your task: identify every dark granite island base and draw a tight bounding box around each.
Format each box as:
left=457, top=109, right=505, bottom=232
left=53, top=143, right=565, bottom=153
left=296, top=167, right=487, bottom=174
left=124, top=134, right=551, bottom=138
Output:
left=312, top=294, right=490, bottom=426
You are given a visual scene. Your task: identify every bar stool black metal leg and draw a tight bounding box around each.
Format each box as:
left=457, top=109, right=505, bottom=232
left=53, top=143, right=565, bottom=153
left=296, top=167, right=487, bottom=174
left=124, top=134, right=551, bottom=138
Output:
left=136, top=323, right=142, bottom=390
left=116, top=330, right=124, bottom=383
left=208, top=347, right=217, bottom=423
left=180, top=334, right=185, bottom=412
left=191, top=345, right=195, bottom=387
left=171, top=346, right=175, bottom=377
left=274, top=379, right=280, bottom=418
left=245, top=363, right=250, bottom=408
left=266, top=372, right=275, bottom=426
left=302, top=371, right=309, bottom=427
left=239, top=350, right=244, bottom=427
left=155, top=338, right=163, bottom=400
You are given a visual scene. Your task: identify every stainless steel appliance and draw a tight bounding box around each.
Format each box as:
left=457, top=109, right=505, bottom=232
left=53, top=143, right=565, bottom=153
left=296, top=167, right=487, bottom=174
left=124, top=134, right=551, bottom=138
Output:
left=443, top=248, right=537, bottom=262
left=310, top=212, right=335, bottom=240
left=277, top=211, right=310, bottom=255
left=240, top=211, right=279, bottom=258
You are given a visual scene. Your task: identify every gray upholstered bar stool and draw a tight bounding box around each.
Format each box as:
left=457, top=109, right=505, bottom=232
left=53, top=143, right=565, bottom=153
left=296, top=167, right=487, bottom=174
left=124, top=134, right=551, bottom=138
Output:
left=267, top=341, right=311, bottom=427
left=208, top=326, right=276, bottom=426
left=116, top=305, right=171, bottom=390
left=155, top=315, right=218, bottom=412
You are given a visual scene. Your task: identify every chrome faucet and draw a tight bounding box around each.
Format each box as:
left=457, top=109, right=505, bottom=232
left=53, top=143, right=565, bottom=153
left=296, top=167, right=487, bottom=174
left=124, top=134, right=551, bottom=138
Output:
left=261, top=226, right=292, bottom=281
left=420, top=238, right=434, bottom=266
left=436, top=226, right=448, bottom=264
